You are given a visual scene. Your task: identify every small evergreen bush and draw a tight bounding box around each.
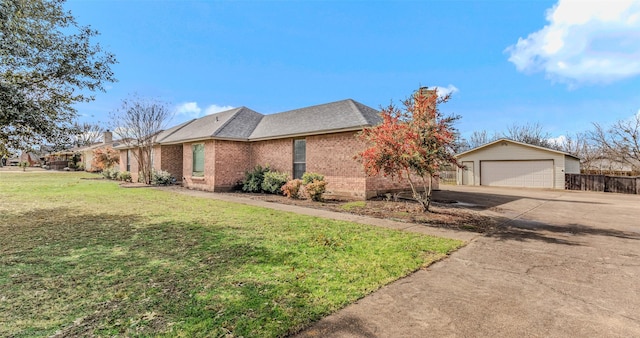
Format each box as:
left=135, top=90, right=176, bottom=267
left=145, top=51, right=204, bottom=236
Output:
left=301, top=172, right=324, bottom=185
left=102, top=167, right=119, bottom=180
left=18, top=161, right=29, bottom=171
left=305, top=179, right=327, bottom=201
left=242, top=165, right=270, bottom=193
left=262, top=171, right=289, bottom=194
left=152, top=169, right=174, bottom=185
left=118, top=171, right=132, bottom=182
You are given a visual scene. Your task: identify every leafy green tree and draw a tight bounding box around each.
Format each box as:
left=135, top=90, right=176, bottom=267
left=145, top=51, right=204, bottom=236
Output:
left=0, top=0, right=117, bottom=150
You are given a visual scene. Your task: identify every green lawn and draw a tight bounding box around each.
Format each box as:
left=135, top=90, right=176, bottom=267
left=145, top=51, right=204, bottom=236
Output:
left=0, top=172, right=462, bottom=337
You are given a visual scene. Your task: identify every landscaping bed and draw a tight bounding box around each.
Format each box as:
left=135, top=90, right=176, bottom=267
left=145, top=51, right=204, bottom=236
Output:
left=227, top=192, right=498, bottom=233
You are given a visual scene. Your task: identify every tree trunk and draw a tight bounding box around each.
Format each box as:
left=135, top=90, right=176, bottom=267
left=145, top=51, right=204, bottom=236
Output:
left=406, top=172, right=432, bottom=212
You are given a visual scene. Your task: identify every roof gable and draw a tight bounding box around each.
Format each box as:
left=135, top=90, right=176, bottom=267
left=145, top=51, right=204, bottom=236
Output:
left=456, top=138, right=580, bottom=160
left=160, top=107, right=263, bottom=143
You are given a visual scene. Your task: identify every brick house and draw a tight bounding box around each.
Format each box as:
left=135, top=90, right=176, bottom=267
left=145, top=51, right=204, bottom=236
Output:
left=118, top=99, right=438, bottom=199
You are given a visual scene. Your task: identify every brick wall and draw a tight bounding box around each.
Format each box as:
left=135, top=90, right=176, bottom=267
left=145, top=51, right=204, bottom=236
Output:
left=118, top=149, right=139, bottom=182
left=250, top=138, right=292, bottom=175
left=119, top=150, right=126, bottom=173
left=213, top=140, right=251, bottom=190
left=160, top=144, right=183, bottom=182
left=306, top=132, right=368, bottom=199
left=152, top=145, right=162, bottom=171
left=163, top=131, right=437, bottom=198
left=182, top=140, right=216, bottom=191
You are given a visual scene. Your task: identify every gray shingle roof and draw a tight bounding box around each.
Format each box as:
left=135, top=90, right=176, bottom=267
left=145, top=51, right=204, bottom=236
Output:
left=156, top=99, right=380, bottom=144
left=154, top=119, right=196, bottom=142
left=248, top=99, right=381, bottom=140
left=159, top=107, right=263, bottom=143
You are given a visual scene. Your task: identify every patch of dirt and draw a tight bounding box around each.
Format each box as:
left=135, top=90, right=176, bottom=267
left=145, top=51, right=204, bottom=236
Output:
left=226, top=193, right=498, bottom=233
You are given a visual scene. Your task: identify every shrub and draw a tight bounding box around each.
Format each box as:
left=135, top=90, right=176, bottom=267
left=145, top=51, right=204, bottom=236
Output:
left=281, top=179, right=303, bottom=199
left=305, top=179, right=327, bottom=201
left=152, top=169, right=174, bottom=185
left=242, top=165, right=270, bottom=193
left=301, top=172, right=324, bottom=185
left=262, top=171, right=289, bottom=194
left=101, top=167, right=119, bottom=180
left=299, top=172, right=327, bottom=201
left=18, top=161, right=29, bottom=171
left=118, top=171, right=132, bottom=182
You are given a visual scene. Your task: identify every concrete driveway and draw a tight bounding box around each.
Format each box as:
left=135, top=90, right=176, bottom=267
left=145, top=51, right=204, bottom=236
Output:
left=295, top=186, right=640, bottom=337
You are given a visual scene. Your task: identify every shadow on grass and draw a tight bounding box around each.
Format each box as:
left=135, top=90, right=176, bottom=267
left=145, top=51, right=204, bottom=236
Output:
left=1, top=207, right=314, bottom=337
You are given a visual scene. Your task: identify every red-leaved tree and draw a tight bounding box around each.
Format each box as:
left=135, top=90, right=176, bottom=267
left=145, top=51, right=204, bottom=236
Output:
left=92, top=146, right=120, bottom=172
left=357, top=87, right=460, bottom=212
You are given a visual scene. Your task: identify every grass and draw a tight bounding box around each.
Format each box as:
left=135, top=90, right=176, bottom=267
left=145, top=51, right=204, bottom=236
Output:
left=0, top=172, right=463, bottom=337
left=339, top=200, right=367, bottom=211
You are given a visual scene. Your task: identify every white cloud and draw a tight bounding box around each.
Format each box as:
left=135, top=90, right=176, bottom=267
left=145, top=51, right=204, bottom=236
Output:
left=505, top=0, right=640, bottom=85
left=175, top=102, right=202, bottom=118
left=204, top=104, right=235, bottom=115
left=548, top=135, right=567, bottom=147
left=432, top=84, right=459, bottom=99
left=174, top=102, right=234, bottom=118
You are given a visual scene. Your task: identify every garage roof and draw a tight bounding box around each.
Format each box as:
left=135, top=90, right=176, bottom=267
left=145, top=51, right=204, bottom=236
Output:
left=456, top=138, right=580, bottom=160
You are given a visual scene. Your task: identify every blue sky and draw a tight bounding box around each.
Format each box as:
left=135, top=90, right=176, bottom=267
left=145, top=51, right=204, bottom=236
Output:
left=67, top=0, right=640, bottom=141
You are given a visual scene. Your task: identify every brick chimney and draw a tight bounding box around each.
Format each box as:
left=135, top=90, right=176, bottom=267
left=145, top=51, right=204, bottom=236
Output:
left=103, top=130, right=113, bottom=144
left=414, top=87, right=437, bottom=115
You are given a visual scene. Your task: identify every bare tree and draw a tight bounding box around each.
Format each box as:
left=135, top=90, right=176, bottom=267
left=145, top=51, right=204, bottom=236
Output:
left=110, top=95, right=172, bottom=184
left=590, top=114, right=640, bottom=172
left=71, top=122, right=103, bottom=147
left=503, top=122, right=557, bottom=149
left=558, top=132, right=600, bottom=172
left=467, top=130, right=500, bottom=149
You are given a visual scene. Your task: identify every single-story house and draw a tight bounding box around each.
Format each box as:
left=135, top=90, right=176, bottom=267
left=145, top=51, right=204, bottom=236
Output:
left=49, top=131, right=120, bottom=171
left=455, top=138, right=580, bottom=189
left=583, top=158, right=639, bottom=176
left=118, top=99, right=437, bottom=199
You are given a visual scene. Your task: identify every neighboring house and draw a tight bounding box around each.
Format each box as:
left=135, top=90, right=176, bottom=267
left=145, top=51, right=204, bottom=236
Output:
left=19, top=152, right=42, bottom=166
left=78, top=131, right=121, bottom=171
left=49, top=131, right=120, bottom=171
left=582, top=158, right=638, bottom=176
left=118, top=99, right=437, bottom=199
left=455, top=138, right=580, bottom=189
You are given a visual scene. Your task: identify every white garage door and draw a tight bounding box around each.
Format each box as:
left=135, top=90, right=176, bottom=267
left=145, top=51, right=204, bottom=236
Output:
left=481, top=160, right=554, bottom=188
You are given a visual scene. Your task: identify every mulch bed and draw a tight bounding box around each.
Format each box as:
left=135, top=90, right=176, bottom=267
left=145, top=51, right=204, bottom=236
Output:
left=226, top=192, right=498, bottom=233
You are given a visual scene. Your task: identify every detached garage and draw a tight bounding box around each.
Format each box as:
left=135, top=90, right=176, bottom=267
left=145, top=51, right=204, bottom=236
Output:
left=456, top=139, right=580, bottom=189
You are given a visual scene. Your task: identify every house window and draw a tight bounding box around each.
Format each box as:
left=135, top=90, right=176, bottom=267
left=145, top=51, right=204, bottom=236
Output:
left=126, top=149, right=131, bottom=172
left=293, top=139, right=306, bottom=179
left=192, top=143, right=204, bottom=177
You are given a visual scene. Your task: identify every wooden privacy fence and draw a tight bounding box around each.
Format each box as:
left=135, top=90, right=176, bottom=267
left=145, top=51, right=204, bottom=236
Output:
left=565, top=174, right=640, bottom=194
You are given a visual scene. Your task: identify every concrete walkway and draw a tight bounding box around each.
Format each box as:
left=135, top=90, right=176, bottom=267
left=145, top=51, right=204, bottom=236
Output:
left=158, top=186, right=640, bottom=337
